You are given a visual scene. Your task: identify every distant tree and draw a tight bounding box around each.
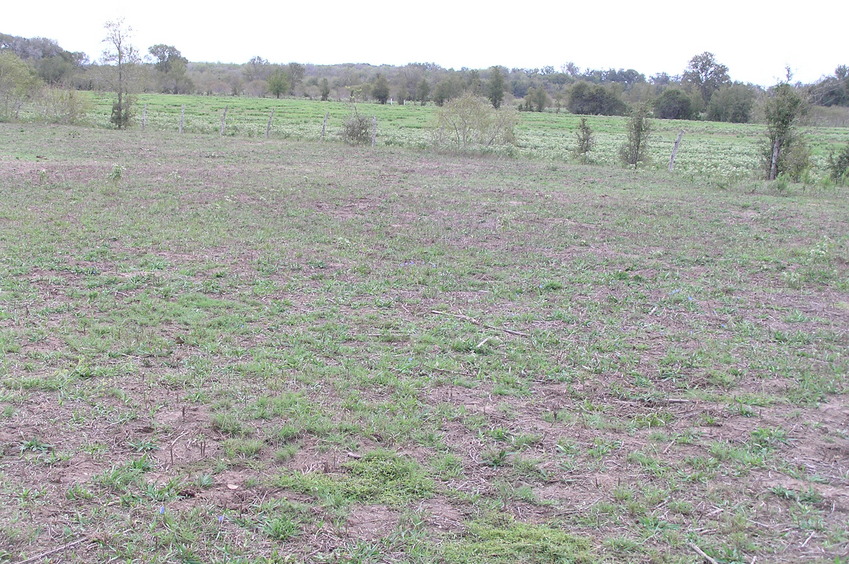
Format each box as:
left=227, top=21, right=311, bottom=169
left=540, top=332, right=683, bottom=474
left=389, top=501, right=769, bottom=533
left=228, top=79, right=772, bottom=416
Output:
left=654, top=88, right=693, bottom=119
left=148, top=44, right=192, bottom=94
left=561, top=61, right=581, bottom=77
left=416, top=78, right=430, bottom=105
left=649, top=72, right=673, bottom=86
left=487, top=66, right=505, bottom=108
left=762, top=81, right=808, bottom=180
left=808, top=65, right=849, bottom=107
left=267, top=67, right=290, bottom=98
left=465, top=69, right=482, bottom=96
left=567, top=81, right=626, bottom=115
left=395, top=83, right=408, bottom=105
left=0, top=33, right=84, bottom=85
left=320, top=78, right=330, bottom=101
left=706, top=84, right=756, bottom=123
left=683, top=52, right=730, bottom=108
left=372, top=74, right=390, bottom=104
left=101, top=18, right=139, bottom=129
left=243, top=56, right=270, bottom=82
left=227, top=74, right=244, bottom=96
left=0, top=51, right=42, bottom=120
left=620, top=104, right=653, bottom=168
left=287, top=62, right=305, bottom=94
left=433, top=77, right=459, bottom=106
left=524, top=87, right=549, bottom=112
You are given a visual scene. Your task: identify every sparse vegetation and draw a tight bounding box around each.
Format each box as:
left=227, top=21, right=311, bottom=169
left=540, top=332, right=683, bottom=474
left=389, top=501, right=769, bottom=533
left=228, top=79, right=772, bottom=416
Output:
left=0, top=62, right=847, bottom=563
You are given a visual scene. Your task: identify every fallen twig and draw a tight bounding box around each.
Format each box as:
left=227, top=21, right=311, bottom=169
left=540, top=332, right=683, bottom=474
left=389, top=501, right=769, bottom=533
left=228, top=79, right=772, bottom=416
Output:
left=688, top=542, right=719, bottom=564
left=17, top=536, right=91, bottom=563
left=430, top=310, right=529, bottom=337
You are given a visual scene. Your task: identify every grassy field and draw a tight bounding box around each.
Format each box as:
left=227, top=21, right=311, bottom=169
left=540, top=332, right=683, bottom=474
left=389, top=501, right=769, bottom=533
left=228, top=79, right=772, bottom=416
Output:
left=0, top=121, right=848, bottom=563
left=65, top=92, right=849, bottom=185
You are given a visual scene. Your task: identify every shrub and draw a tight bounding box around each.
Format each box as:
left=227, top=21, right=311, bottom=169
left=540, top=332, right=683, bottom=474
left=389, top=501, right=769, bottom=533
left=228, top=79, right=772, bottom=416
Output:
left=827, top=142, right=849, bottom=184
left=572, top=117, right=595, bottom=163
left=707, top=84, right=756, bottom=123
left=432, top=93, right=518, bottom=152
left=0, top=51, right=42, bottom=121
left=341, top=108, right=375, bottom=145
left=762, top=83, right=807, bottom=180
left=37, top=88, right=91, bottom=124
left=568, top=82, right=627, bottom=116
left=654, top=89, right=693, bottom=120
left=619, top=104, right=652, bottom=168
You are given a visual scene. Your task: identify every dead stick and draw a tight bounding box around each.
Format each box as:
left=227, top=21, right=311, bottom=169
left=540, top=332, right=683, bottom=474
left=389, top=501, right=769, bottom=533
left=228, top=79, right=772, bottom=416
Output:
left=688, top=542, right=719, bottom=564
left=17, top=536, right=91, bottom=563
left=430, top=310, right=529, bottom=337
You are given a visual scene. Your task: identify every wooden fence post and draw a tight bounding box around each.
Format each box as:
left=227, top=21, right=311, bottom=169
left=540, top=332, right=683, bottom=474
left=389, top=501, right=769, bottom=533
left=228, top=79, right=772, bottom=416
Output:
left=668, top=130, right=685, bottom=172
left=266, top=109, right=274, bottom=138
left=220, top=107, right=228, bottom=136
left=179, top=105, right=185, bottom=134
left=371, top=116, right=377, bottom=147
left=321, top=112, right=329, bottom=141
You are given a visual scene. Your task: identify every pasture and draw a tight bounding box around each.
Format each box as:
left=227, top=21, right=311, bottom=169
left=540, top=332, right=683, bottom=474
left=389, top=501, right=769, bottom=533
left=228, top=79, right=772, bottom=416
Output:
left=0, top=114, right=847, bottom=562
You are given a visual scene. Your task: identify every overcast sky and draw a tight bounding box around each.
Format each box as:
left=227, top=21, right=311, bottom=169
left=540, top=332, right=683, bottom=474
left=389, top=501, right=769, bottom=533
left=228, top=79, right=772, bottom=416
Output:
left=5, top=1, right=846, bottom=86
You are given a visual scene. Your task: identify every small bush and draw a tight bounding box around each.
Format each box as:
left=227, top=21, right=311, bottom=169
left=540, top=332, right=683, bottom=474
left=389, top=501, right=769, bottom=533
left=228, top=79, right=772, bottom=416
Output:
left=341, top=108, right=374, bottom=145
left=432, top=93, right=518, bottom=153
left=620, top=104, right=652, bottom=168
left=827, top=142, right=849, bottom=184
left=110, top=97, right=134, bottom=129
left=38, top=88, right=91, bottom=124
left=782, top=138, right=812, bottom=183
left=572, top=117, right=595, bottom=163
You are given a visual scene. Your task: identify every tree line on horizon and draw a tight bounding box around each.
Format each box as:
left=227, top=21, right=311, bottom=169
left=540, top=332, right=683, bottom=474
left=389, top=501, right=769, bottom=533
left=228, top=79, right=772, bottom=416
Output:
left=2, top=28, right=848, bottom=127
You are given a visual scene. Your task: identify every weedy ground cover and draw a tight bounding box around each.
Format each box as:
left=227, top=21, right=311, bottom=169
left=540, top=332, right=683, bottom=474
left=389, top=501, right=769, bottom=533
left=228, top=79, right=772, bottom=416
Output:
left=0, top=123, right=847, bottom=562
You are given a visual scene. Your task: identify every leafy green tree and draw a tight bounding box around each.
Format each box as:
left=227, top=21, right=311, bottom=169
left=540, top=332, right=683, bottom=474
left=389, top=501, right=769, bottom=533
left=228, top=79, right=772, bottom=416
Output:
left=567, top=82, right=626, bottom=115
left=0, top=51, right=42, bottom=120
left=653, top=88, right=693, bottom=119
left=372, top=74, right=390, bottom=104
left=762, top=82, right=808, bottom=180
left=619, top=104, right=652, bottom=168
left=487, top=66, right=505, bottom=108
left=320, top=78, right=330, bottom=101
left=267, top=67, right=290, bottom=98
left=683, top=52, right=730, bottom=108
left=706, top=84, right=756, bottom=123
left=148, top=44, right=192, bottom=94
left=0, top=33, right=85, bottom=85
left=102, top=18, right=139, bottom=129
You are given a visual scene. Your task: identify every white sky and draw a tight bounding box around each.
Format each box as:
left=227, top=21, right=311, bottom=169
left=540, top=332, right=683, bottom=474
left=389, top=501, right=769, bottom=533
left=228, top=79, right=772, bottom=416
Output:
left=5, top=1, right=846, bottom=86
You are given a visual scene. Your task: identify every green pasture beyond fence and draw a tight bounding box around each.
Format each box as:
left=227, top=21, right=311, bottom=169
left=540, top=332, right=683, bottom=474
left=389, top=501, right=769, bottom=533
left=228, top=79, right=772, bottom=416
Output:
left=48, top=92, right=849, bottom=183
